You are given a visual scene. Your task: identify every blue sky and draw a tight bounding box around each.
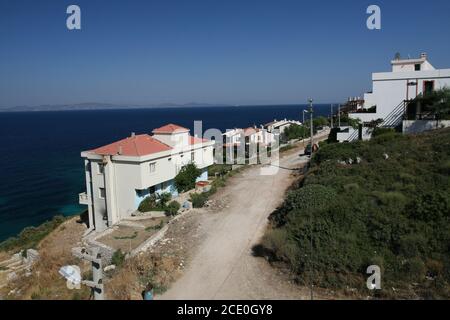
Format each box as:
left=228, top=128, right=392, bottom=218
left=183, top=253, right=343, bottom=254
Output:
left=1, top=0, right=450, bottom=107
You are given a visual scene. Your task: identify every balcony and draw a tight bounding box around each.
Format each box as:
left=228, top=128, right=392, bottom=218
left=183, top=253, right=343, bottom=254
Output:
left=79, top=192, right=91, bottom=205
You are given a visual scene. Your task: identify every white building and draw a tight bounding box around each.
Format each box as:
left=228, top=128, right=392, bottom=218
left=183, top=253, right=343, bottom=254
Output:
left=79, top=123, right=215, bottom=232
left=264, top=119, right=302, bottom=134
left=353, top=53, right=450, bottom=124
left=338, top=53, right=450, bottom=142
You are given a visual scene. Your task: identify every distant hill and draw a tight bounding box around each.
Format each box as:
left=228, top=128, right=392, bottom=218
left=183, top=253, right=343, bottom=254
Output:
left=0, top=102, right=230, bottom=112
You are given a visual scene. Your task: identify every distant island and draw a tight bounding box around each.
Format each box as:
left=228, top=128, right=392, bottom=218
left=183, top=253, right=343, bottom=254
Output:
left=0, top=102, right=234, bottom=112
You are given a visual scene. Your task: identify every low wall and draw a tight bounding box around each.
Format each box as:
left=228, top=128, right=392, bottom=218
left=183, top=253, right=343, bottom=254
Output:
left=403, top=120, right=450, bottom=134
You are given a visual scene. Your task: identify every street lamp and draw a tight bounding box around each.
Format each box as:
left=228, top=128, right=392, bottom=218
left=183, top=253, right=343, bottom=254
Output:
left=306, top=98, right=314, bottom=300
left=302, top=109, right=308, bottom=125
left=308, top=98, right=314, bottom=155
left=330, top=104, right=334, bottom=128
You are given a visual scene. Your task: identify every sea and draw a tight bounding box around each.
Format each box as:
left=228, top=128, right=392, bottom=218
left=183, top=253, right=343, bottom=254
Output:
left=0, top=104, right=332, bottom=241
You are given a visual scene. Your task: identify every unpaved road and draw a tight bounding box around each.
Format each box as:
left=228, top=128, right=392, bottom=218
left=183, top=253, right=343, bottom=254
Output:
left=160, top=134, right=329, bottom=300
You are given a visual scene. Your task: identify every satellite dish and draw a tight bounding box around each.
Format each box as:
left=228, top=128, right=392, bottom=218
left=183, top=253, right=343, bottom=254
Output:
left=59, top=265, right=81, bottom=285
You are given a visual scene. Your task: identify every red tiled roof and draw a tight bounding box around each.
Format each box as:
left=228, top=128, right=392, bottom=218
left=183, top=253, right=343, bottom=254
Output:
left=243, top=127, right=260, bottom=136
left=152, top=123, right=190, bottom=134
left=189, top=135, right=209, bottom=145
left=91, top=134, right=172, bottom=156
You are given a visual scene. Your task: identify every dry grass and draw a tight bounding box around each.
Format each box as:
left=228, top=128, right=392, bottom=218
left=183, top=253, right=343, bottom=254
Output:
left=97, top=217, right=168, bottom=253
left=106, top=251, right=182, bottom=300
left=1, top=217, right=91, bottom=300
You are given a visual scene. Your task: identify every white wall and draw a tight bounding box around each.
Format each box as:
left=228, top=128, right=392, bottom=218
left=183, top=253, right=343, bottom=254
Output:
left=81, top=141, right=215, bottom=229
left=356, top=69, right=450, bottom=123
left=153, top=131, right=189, bottom=147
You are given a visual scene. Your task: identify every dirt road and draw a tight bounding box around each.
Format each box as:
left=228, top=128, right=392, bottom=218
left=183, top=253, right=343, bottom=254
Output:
left=160, top=134, right=328, bottom=300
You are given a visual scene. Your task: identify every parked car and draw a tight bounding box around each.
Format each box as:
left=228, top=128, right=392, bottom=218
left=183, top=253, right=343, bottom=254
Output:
left=304, top=143, right=319, bottom=155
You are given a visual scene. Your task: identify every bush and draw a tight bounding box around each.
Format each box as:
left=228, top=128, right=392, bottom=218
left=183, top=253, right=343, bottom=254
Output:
left=165, top=201, right=181, bottom=216
left=174, top=163, right=202, bottom=192
left=158, top=192, right=172, bottom=206
left=283, top=124, right=309, bottom=141
left=0, top=215, right=67, bottom=252
left=138, top=194, right=158, bottom=212
left=269, top=184, right=337, bottom=227
left=372, top=127, right=395, bottom=137
left=259, top=127, right=450, bottom=298
left=190, top=193, right=208, bottom=208
left=208, top=164, right=232, bottom=177
left=111, top=249, right=126, bottom=268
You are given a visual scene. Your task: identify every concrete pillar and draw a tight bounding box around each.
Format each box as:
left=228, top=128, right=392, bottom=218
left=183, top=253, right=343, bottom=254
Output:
left=104, top=156, right=118, bottom=227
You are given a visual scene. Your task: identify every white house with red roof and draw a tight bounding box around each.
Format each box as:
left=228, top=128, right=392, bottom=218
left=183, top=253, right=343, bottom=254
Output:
left=79, top=123, right=214, bottom=232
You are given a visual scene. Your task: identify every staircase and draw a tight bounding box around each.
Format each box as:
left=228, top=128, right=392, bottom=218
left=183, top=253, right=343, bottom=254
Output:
left=379, top=100, right=410, bottom=129
left=346, top=128, right=359, bottom=142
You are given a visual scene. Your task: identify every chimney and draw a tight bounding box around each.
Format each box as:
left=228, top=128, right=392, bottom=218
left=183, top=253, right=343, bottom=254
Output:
left=118, top=146, right=123, bottom=155
left=131, top=132, right=135, bottom=138
left=420, top=52, right=428, bottom=60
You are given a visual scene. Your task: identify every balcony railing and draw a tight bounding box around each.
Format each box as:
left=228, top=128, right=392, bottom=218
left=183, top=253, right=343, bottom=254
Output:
left=79, top=192, right=90, bottom=205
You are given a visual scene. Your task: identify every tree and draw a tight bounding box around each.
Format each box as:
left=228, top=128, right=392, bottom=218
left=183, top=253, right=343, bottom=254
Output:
left=313, top=116, right=329, bottom=128
left=410, top=88, right=450, bottom=120
left=283, top=124, right=309, bottom=141
left=174, top=163, right=201, bottom=192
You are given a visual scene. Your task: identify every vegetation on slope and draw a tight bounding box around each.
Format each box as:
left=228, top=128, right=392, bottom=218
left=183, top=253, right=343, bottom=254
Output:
left=260, top=128, right=450, bottom=299
left=0, top=215, right=68, bottom=253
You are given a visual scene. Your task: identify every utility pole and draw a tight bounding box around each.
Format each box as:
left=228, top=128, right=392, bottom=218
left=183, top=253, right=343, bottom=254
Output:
left=308, top=99, right=314, bottom=301
left=72, top=247, right=104, bottom=300
left=338, top=104, right=341, bottom=127
left=309, top=99, right=314, bottom=153
left=330, top=104, right=334, bottom=128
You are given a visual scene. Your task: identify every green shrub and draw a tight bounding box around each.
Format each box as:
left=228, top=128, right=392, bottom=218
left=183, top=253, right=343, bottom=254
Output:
left=158, top=192, right=172, bottom=206
left=372, top=127, right=395, bottom=137
left=269, top=184, right=337, bottom=227
left=174, top=163, right=202, bottom=192
left=165, top=201, right=181, bottom=216
left=138, top=194, right=158, bottom=212
left=111, top=249, right=126, bottom=267
left=190, top=193, right=208, bottom=208
left=208, top=164, right=232, bottom=177
left=0, top=215, right=67, bottom=252
left=259, top=127, right=450, bottom=298
left=283, top=124, right=309, bottom=141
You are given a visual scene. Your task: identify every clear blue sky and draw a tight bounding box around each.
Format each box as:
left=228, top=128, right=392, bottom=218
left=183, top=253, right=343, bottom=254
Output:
left=1, top=0, right=450, bottom=107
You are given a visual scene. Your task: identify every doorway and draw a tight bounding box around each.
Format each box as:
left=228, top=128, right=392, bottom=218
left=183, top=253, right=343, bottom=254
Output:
left=423, top=81, right=435, bottom=96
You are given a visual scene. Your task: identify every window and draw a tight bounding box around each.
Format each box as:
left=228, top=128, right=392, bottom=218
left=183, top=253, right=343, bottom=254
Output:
left=191, top=152, right=195, bottom=162
left=99, top=187, right=106, bottom=199
left=415, top=64, right=421, bottom=71
left=149, top=162, right=156, bottom=174
left=97, top=163, right=104, bottom=174
left=423, top=81, right=434, bottom=96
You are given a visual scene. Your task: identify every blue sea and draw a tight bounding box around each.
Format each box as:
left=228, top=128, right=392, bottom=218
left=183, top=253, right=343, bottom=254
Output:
left=0, top=104, right=332, bottom=241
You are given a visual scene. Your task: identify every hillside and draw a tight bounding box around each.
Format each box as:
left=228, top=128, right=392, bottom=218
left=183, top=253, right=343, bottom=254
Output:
left=260, top=128, right=450, bottom=299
